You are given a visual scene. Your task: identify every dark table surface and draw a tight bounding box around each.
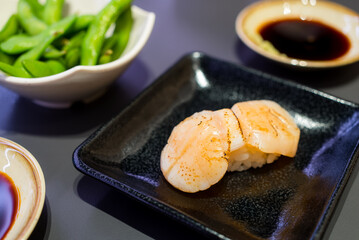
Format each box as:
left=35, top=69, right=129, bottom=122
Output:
left=1, top=0, right=359, bottom=239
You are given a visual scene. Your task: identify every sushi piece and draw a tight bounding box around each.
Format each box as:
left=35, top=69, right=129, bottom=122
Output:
left=160, top=100, right=300, bottom=193
left=160, top=109, right=244, bottom=193
left=229, top=100, right=300, bottom=171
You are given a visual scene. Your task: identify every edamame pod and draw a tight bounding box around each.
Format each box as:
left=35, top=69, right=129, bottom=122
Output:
left=43, top=45, right=66, bottom=59
left=81, top=0, right=132, bottom=65
left=14, top=15, right=76, bottom=66
left=22, top=59, right=53, bottom=77
left=1, top=15, right=89, bottom=55
left=14, top=34, right=54, bottom=67
left=0, top=62, right=31, bottom=78
left=18, top=0, right=47, bottom=35
left=0, top=50, right=15, bottom=65
left=98, top=49, right=113, bottom=65
left=24, top=0, right=44, bottom=19
left=22, top=59, right=65, bottom=77
left=43, top=0, right=65, bottom=25
left=0, top=14, right=19, bottom=43
left=98, top=8, right=132, bottom=64
left=65, top=48, right=80, bottom=69
left=99, top=34, right=119, bottom=57
left=68, top=15, right=95, bottom=34
left=111, top=8, right=133, bottom=60
left=0, top=34, right=42, bottom=54
left=47, top=60, right=66, bottom=73
left=63, top=31, right=85, bottom=52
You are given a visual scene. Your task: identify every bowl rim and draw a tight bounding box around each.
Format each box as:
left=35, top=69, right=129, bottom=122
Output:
left=0, top=5, right=156, bottom=85
left=0, top=137, right=46, bottom=240
left=235, top=0, right=359, bottom=68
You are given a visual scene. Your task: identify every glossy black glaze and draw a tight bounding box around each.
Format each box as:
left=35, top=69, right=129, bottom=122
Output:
left=73, top=52, right=359, bottom=240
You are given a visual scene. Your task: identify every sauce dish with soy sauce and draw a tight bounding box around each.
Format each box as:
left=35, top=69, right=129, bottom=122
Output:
left=0, top=137, right=45, bottom=240
left=236, top=0, right=359, bottom=68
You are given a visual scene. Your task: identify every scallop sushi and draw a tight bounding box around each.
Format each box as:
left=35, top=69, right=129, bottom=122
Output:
left=160, top=100, right=300, bottom=193
left=229, top=100, right=300, bottom=171
left=160, top=109, right=244, bottom=193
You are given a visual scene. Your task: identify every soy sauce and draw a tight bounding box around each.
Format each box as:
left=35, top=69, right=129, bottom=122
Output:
left=259, top=19, right=351, bottom=61
left=0, top=172, right=19, bottom=239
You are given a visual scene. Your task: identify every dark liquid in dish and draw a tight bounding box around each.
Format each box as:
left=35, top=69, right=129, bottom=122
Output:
left=259, top=19, right=351, bottom=61
left=0, top=172, right=19, bottom=239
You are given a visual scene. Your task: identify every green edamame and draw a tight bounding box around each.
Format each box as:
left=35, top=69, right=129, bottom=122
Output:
left=68, top=15, right=95, bottom=34
left=0, top=0, right=134, bottom=78
left=0, top=14, right=19, bottom=43
left=98, top=8, right=132, bottom=64
left=18, top=0, right=47, bottom=35
left=0, top=62, right=31, bottom=78
left=99, top=33, right=119, bottom=61
left=14, top=15, right=76, bottom=66
left=110, top=8, right=133, bottom=61
left=22, top=59, right=65, bottom=77
left=1, top=15, right=92, bottom=55
left=24, top=0, right=44, bottom=19
left=101, top=36, right=118, bottom=54
left=63, top=31, right=85, bottom=52
left=65, top=48, right=80, bottom=68
left=14, top=34, right=54, bottom=67
left=0, top=50, right=15, bottom=65
left=81, top=0, right=132, bottom=65
left=43, top=45, right=66, bottom=59
left=98, top=49, right=113, bottom=65
left=1, top=34, right=42, bottom=54
left=22, top=59, right=53, bottom=77
left=47, top=60, right=65, bottom=73
left=43, top=0, right=65, bottom=25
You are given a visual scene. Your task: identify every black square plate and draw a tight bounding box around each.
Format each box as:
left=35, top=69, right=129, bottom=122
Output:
left=73, top=52, right=359, bottom=240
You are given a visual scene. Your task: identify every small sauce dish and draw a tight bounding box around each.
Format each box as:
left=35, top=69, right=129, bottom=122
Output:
left=0, top=137, right=45, bottom=240
left=236, top=0, right=359, bottom=68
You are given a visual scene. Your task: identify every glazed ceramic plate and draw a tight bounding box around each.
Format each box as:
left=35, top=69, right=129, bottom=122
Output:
left=73, top=52, right=359, bottom=239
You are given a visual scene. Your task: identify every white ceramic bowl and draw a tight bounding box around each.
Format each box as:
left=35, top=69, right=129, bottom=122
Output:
left=0, top=137, right=45, bottom=240
left=236, top=0, right=359, bottom=68
left=0, top=1, right=155, bottom=108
